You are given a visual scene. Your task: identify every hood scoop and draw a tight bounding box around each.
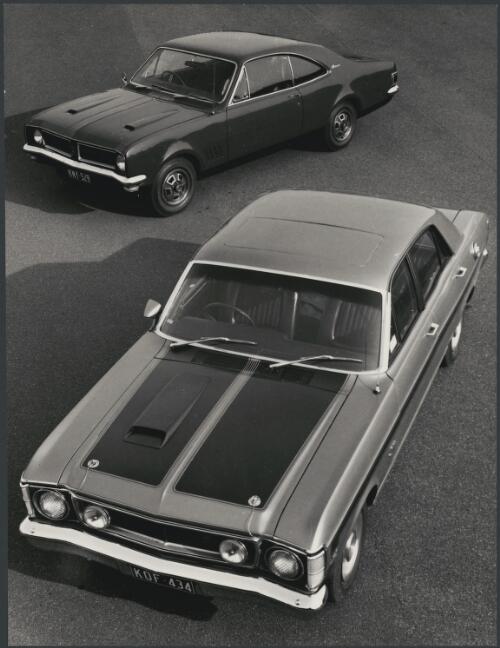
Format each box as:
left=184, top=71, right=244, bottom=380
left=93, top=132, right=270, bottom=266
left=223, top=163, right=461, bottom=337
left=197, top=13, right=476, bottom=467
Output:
left=66, top=94, right=117, bottom=115
left=124, top=110, right=177, bottom=131
left=124, top=373, right=209, bottom=449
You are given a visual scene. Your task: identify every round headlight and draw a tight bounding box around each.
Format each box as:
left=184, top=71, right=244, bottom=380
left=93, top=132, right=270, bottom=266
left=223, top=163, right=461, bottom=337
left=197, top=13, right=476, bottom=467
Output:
left=219, top=539, right=248, bottom=564
left=116, top=154, right=126, bottom=173
left=33, top=129, right=44, bottom=146
left=82, top=505, right=110, bottom=529
left=267, top=549, right=302, bottom=580
left=36, top=490, right=68, bottom=520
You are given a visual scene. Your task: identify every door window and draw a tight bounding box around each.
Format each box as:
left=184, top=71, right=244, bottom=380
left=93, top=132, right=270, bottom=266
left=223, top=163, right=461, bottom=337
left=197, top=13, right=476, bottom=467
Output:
left=391, top=260, right=419, bottom=345
left=289, top=56, right=325, bottom=85
left=245, top=56, right=293, bottom=98
left=408, top=229, right=443, bottom=300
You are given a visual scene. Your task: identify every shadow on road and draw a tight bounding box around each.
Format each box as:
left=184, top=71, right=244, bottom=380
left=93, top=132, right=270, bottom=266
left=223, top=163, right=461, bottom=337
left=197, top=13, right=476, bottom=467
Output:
left=5, top=238, right=229, bottom=620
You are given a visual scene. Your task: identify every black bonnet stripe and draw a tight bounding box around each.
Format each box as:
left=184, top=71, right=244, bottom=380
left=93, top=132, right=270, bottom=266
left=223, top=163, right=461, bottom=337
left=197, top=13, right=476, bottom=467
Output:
left=176, top=365, right=346, bottom=507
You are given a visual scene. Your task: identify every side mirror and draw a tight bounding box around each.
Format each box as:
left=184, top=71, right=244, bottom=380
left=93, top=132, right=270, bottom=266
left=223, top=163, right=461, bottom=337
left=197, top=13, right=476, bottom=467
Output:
left=121, top=72, right=128, bottom=86
left=144, top=299, right=161, bottom=319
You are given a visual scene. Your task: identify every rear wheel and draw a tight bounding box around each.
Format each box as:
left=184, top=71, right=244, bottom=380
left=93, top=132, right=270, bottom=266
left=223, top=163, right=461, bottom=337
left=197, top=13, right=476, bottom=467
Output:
left=441, top=316, right=463, bottom=367
left=151, top=157, right=196, bottom=216
left=328, top=506, right=366, bottom=602
left=324, top=102, right=357, bottom=151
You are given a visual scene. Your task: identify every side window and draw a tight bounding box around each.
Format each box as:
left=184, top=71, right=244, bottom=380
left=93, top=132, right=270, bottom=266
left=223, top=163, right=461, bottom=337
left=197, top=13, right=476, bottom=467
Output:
left=245, top=55, right=293, bottom=98
left=289, top=56, right=325, bottom=84
left=408, top=229, right=443, bottom=301
left=391, top=260, right=419, bottom=349
left=232, top=68, right=250, bottom=103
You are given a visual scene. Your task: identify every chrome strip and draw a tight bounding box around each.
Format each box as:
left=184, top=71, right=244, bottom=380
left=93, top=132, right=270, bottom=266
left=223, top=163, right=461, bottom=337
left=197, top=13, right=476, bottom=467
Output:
left=387, top=84, right=399, bottom=95
left=228, top=52, right=330, bottom=106
left=20, top=518, right=327, bottom=609
left=24, top=144, right=146, bottom=185
left=154, top=259, right=389, bottom=375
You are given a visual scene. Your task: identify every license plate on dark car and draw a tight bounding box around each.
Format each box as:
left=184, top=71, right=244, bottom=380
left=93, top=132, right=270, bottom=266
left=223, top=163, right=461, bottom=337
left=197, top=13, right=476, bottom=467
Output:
left=67, top=168, right=92, bottom=183
left=128, top=565, right=196, bottom=594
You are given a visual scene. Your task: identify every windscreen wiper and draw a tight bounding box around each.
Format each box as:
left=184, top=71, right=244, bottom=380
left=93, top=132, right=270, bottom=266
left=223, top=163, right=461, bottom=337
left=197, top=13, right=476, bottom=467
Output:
left=151, top=84, right=185, bottom=98
left=170, top=336, right=258, bottom=350
left=269, top=354, right=363, bottom=370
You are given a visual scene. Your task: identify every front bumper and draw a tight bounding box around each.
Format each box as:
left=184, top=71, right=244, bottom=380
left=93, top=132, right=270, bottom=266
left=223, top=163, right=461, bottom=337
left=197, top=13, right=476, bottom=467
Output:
left=20, top=517, right=327, bottom=610
left=23, top=144, right=147, bottom=190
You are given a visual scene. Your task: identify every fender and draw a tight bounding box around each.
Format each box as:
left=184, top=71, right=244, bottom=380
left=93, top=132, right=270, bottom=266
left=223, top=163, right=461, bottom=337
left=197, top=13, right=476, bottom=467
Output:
left=161, top=140, right=203, bottom=174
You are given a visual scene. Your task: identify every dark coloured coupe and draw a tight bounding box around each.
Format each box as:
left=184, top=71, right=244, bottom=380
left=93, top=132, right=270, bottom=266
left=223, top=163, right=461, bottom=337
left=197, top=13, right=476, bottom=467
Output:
left=23, top=32, right=398, bottom=216
left=20, top=191, right=488, bottom=610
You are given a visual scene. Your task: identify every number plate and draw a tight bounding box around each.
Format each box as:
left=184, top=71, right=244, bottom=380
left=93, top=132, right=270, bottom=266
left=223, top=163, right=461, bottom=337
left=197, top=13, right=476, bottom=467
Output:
left=128, top=565, right=196, bottom=594
left=67, top=168, right=92, bottom=183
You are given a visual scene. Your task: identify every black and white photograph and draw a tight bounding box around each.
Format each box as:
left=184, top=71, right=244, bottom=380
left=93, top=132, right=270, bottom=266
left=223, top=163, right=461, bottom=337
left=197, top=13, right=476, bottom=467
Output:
left=4, top=3, right=497, bottom=646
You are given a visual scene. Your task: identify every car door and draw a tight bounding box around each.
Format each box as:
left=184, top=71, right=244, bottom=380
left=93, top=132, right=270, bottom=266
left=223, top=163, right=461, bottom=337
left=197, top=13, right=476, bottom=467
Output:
left=387, top=229, right=454, bottom=439
left=226, top=55, right=302, bottom=159
left=288, top=55, right=337, bottom=133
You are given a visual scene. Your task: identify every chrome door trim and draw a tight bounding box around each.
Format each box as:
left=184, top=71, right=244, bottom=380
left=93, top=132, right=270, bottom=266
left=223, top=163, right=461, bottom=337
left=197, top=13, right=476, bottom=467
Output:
left=228, top=52, right=330, bottom=106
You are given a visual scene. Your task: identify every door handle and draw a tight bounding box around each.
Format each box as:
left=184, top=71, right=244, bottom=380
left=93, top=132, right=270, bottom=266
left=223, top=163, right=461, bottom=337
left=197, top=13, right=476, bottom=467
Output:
left=455, top=266, right=467, bottom=278
left=426, top=322, right=440, bottom=337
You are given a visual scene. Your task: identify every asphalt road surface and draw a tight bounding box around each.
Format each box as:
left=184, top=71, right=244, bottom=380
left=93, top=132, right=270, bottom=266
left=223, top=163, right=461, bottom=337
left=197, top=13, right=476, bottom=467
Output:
left=6, top=4, right=496, bottom=646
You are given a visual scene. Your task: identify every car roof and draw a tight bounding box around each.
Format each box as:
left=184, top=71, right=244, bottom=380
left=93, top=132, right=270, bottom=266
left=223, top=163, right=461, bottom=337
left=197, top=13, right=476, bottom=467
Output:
left=163, top=31, right=332, bottom=64
left=194, top=191, right=459, bottom=292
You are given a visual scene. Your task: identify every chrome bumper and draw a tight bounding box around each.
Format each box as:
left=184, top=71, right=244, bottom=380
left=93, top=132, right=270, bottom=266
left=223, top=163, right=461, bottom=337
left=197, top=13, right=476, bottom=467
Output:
left=387, top=84, right=399, bottom=95
left=20, top=517, right=327, bottom=610
left=23, top=144, right=147, bottom=188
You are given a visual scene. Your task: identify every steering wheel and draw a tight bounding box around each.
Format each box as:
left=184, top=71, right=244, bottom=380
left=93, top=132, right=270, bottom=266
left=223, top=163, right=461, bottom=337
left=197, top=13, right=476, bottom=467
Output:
left=160, top=70, right=186, bottom=87
left=202, top=302, right=256, bottom=327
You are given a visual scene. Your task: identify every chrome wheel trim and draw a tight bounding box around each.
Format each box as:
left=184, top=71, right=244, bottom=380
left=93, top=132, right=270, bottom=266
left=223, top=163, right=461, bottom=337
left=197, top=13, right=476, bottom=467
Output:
left=161, top=168, right=191, bottom=206
left=341, top=514, right=362, bottom=582
left=332, top=109, right=353, bottom=143
left=450, top=319, right=462, bottom=353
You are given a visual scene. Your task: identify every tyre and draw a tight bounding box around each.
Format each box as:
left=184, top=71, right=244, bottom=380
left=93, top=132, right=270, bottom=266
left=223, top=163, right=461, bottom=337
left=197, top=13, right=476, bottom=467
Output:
left=151, top=157, right=196, bottom=216
left=328, top=506, right=366, bottom=603
left=441, top=316, right=463, bottom=367
left=324, top=102, right=357, bottom=151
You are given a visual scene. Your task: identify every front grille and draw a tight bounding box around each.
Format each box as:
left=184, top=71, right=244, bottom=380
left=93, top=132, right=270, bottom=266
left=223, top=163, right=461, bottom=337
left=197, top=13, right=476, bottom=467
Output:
left=43, top=131, right=73, bottom=157
left=78, top=143, right=117, bottom=169
left=72, top=497, right=259, bottom=567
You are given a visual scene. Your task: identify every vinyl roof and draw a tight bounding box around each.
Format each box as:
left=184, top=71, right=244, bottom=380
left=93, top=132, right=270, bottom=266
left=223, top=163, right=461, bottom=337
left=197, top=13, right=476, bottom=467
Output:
left=163, top=31, right=331, bottom=64
left=195, top=191, right=450, bottom=291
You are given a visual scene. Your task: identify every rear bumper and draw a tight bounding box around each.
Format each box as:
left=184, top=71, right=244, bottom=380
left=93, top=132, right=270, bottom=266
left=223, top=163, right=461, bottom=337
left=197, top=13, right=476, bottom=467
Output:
left=387, top=84, right=399, bottom=95
left=20, top=517, right=327, bottom=610
left=23, top=144, right=147, bottom=190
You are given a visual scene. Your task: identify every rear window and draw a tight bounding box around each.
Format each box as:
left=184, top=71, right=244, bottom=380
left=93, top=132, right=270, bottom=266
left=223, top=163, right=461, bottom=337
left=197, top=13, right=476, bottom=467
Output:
left=289, top=56, right=325, bottom=84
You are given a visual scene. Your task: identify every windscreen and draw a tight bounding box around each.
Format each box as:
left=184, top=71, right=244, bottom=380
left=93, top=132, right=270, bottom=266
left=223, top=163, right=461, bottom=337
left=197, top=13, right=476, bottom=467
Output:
left=161, top=264, right=382, bottom=371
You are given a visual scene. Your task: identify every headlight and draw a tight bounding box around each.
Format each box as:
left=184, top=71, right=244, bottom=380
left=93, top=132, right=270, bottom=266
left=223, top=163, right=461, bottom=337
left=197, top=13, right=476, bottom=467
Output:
left=219, top=539, right=248, bottom=564
left=267, top=549, right=302, bottom=580
left=116, top=154, right=126, bottom=173
left=35, top=490, right=68, bottom=520
left=82, top=505, right=110, bottom=529
left=33, top=129, right=44, bottom=146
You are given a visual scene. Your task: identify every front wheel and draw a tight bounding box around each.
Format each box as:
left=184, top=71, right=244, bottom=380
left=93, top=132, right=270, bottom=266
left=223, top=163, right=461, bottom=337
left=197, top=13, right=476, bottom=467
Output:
left=441, top=316, right=463, bottom=367
left=324, top=103, right=357, bottom=151
left=151, top=157, right=196, bottom=216
left=328, top=506, right=366, bottom=603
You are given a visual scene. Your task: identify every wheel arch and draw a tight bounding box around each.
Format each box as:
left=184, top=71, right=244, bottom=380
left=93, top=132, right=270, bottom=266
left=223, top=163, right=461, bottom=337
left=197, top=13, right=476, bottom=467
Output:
left=335, top=93, right=362, bottom=116
left=160, top=142, right=202, bottom=176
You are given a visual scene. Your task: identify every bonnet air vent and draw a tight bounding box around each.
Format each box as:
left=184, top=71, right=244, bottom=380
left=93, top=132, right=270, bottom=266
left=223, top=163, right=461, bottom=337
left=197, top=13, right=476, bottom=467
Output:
left=67, top=109, right=78, bottom=114
left=124, top=373, right=209, bottom=450
left=125, top=426, right=168, bottom=449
